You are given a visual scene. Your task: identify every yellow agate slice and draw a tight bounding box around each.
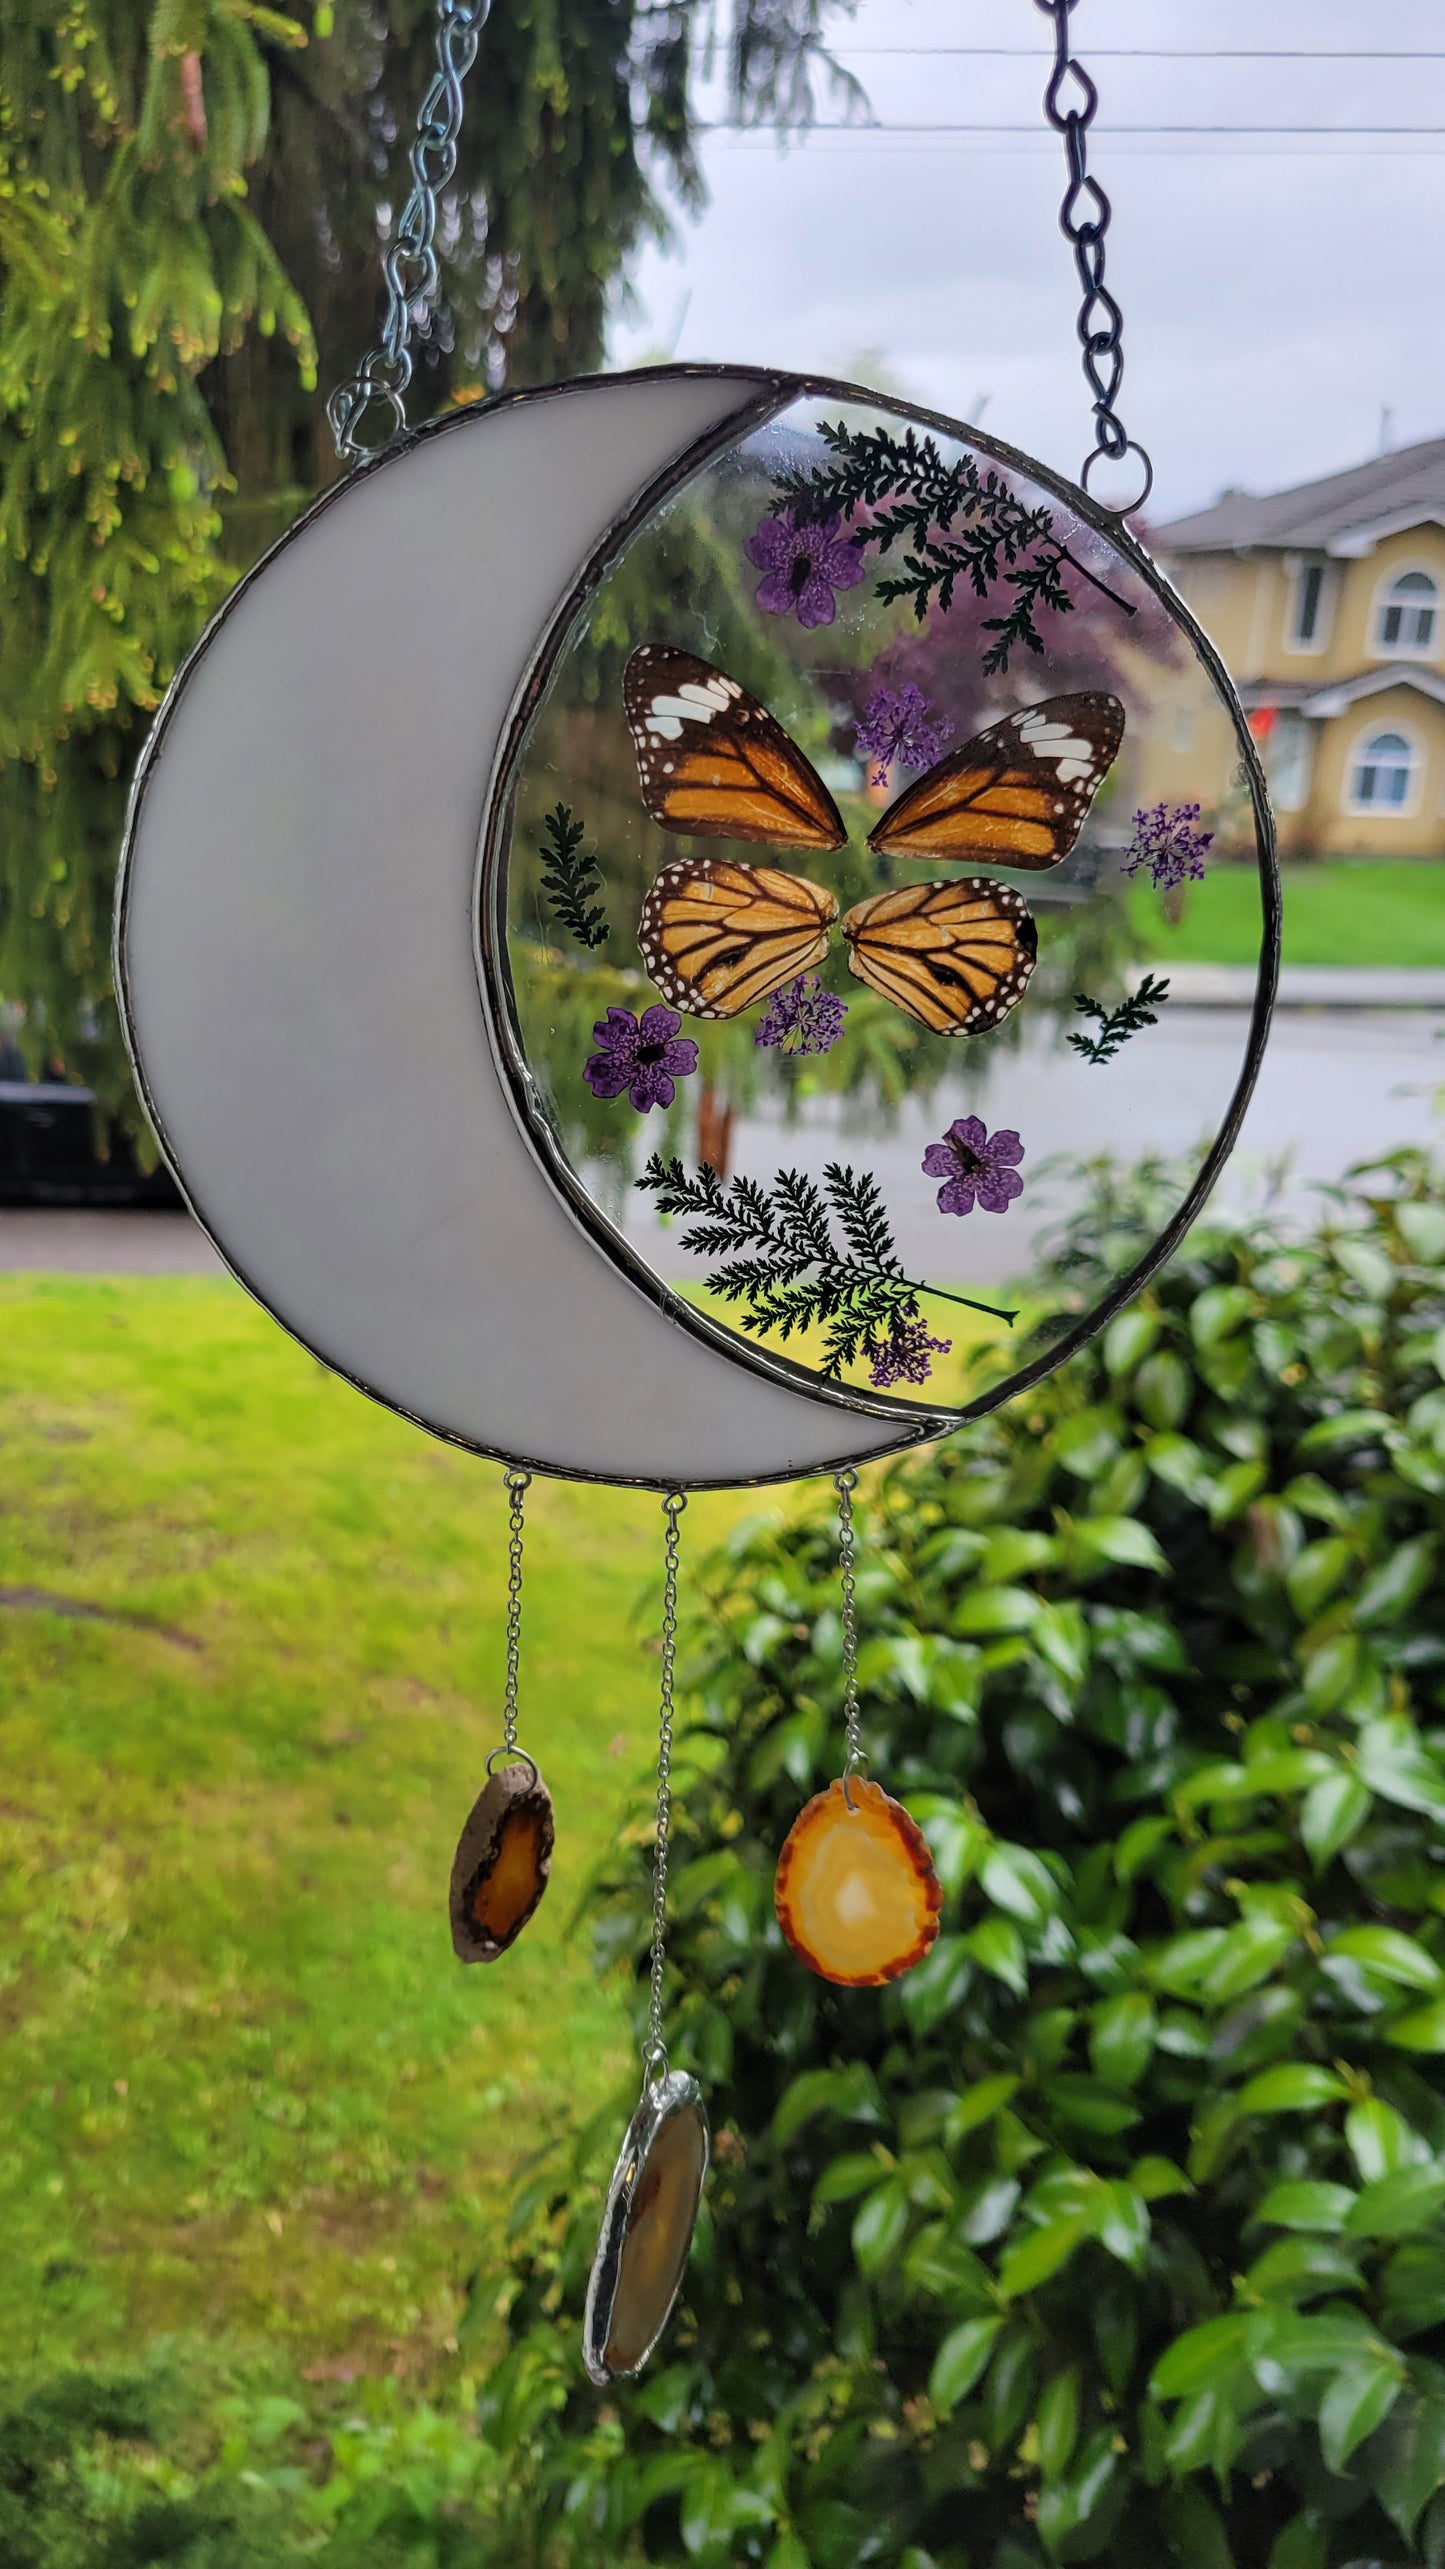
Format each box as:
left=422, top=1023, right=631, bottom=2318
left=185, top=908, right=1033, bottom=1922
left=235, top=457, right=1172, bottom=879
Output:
left=774, top=1776, right=942, bottom=1987
left=448, top=1759, right=554, bottom=1962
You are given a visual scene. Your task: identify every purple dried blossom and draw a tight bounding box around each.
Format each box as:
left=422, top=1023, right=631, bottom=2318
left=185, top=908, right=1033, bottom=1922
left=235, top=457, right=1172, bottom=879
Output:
left=865, top=1308, right=953, bottom=1389
left=923, top=1117, right=1025, bottom=1218
left=584, top=1004, right=698, bottom=1113
left=745, top=507, right=866, bottom=630
left=754, top=972, right=847, bottom=1058
left=1120, top=801, right=1214, bottom=893
left=854, top=683, right=954, bottom=789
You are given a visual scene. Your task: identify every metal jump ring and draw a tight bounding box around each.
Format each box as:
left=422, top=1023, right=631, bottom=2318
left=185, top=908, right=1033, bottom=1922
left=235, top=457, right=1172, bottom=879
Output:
left=1081, top=438, right=1154, bottom=517
left=485, top=1746, right=538, bottom=1787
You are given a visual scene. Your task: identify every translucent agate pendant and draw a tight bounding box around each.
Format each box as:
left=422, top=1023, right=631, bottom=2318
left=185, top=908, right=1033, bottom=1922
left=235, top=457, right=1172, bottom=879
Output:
left=774, top=1776, right=942, bottom=1987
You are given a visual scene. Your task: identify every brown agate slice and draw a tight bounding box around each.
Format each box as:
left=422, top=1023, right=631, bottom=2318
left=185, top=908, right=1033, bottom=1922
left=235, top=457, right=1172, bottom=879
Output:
left=774, top=1777, right=942, bottom=1987
left=448, top=1760, right=554, bottom=1962
left=583, top=2072, right=709, bottom=2385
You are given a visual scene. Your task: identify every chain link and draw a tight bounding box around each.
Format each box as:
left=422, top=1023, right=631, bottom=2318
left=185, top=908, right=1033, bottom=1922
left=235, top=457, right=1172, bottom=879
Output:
left=1035, top=0, right=1153, bottom=514
left=500, top=1468, right=530, bottom=1756
left=834, top=1469, right=864, bottom=1800
left=643, top=1491, right=687, bottom=2084
left=328, top=0, right=489, bottom=463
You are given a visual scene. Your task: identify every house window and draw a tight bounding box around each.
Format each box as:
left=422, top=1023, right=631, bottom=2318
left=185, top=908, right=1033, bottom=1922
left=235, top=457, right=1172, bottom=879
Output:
left=1348, top=727, right=1417, bottom=813
left=1290, top=563, right=1327, bottom=648
left=1375, top=568, right=1438, bottom=655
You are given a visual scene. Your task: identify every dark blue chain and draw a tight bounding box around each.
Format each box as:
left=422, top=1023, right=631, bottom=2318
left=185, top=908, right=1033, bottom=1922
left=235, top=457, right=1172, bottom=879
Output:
left=1035, top=0, right=1153, bottom=512
left=328, top=0, right=489, bottom=461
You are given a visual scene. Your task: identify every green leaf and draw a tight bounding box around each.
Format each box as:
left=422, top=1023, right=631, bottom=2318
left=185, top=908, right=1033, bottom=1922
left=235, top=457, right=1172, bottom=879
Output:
left=1347, top=2097, right=1431, bottom=2184
left=964, top=1916, right=1027, bottom=1996
left=1331, top=1924, right=1442, bottom=1991
left=1356, top=1719, right=1445, bottom=1820
left=1344, top=2165, right=1445, bottom=2238
left=852, top=2177, right=910, bottom=2275
left=813, top=2152, right=889, bottom=2207
left=952, top=1584, right=1040, bottom=1636
left=980, top=1843, right=1059, bottom=1926
left=1297, top=1407, right=1394, bottom=1452
left=1371, top=2392, right=1445, bottom=2540
left=1034, top=2426, right=1117, bottom=2552
left=1319, top=2355, right=1404, bottom=2473
left=1243, top=2235, right=1362, bottom=2305
left=1068, top=1515, right=1168, bottom=1575
left=1150, top=2312, right=1250, bottom=2401
left=1286, top=1537, right=1353, bottom=1621
left=1268, top=2517, right=1328, bottom=2569
left=1354, top=1535, right=1434, bottom=1624
left=1130, top=2154, right=1192, bottom=2203
left=1300, top=1770, right=1373, bottom=1868
left=1103, top=1306, right=1159, bottom=1376
left=1041, top=2075, right=1141, bottom=2135
left=1256, top=2181, right=1357, bottom=2233
left=1135, top=1349, right=1191, bottom=1428
left=1234, top=2064, right=1350, bottom=2115
left=1090, top=1992, right=1156, bottom=2089
left=1035, top=2364, right=1081, bottom=2479
left=998, top=2214, right=1090, bottom=2299
left=928, top=2314, right=1005, bottom=2413
left=1191, top=1283, right=1254, bottom=1348
left=1387, top=2000, right=1445, bottom=2054
left=943, top=2075, right=1019, bottom=2145
left=1195, top=1915, right=1298, bottom=2007
left=774, top=2063, right=883, bottom=2148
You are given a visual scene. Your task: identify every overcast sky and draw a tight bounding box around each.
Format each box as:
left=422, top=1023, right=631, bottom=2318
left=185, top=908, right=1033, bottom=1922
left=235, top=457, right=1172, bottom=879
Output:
left=606, top=0, right=1445, bottom=524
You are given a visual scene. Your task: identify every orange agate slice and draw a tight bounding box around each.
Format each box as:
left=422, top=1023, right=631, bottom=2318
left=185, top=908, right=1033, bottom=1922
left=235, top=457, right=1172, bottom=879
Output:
left=448, top=1761, right=554, bottom=1962
left=774, top=1777, right=942, bottom=1987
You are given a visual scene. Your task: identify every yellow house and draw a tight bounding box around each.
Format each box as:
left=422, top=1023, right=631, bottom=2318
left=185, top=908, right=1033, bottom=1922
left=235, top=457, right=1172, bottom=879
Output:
left=1145, top=437, right=1445, bottom=857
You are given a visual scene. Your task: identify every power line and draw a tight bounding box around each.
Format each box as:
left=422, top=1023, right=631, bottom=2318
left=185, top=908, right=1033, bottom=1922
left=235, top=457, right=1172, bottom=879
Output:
left=704, top=123, right=1445, bottom=137
left=833, top=47, right=1445, bottom=62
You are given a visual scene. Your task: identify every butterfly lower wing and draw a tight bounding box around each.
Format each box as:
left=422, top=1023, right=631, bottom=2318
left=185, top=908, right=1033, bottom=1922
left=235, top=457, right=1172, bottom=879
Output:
left=868, top=692, right=1124, bottom=871
left=640, top=859, right=840, bottom=1020
left=842, top=880, right=1037, bottom=1035
left=625, top=646, right=847, bottom=851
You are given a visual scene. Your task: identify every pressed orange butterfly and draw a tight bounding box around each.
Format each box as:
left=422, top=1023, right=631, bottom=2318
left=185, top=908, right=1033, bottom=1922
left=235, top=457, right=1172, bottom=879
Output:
left=623, top=645, right=1124, bottom=1036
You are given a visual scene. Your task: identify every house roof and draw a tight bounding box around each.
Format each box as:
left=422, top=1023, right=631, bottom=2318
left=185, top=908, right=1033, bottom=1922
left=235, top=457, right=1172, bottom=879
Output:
left=1241, top=668, right=1445, bottom=719
left=1157, top=435, right=1445, bottom=557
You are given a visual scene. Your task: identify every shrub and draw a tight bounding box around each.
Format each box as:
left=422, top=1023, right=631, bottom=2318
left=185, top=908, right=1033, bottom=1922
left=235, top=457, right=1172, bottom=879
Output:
left=475, top=1152, right=1445, bottom=2568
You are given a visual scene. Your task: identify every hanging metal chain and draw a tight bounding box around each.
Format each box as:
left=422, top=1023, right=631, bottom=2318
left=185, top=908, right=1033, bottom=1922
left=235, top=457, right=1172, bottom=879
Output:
left=327, top=0, right=489, bottom=463
left=1035, top=0, right=1153, bottom=513
left=835, top=1469, right=864, bottom=1795
left=643, top=1491, right=687, bottom=2084
left=500, top=1468, right=530, bottom=1755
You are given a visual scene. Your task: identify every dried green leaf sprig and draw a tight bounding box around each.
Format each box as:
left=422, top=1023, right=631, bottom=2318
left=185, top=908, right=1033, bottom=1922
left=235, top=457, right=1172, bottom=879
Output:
left=638, top=1154, right=1015, bottom=1382
left=1068, top=971, right=1171, bottom=1065
left=770, top=419, right=1135, bottom=673
left=538, top=803, right=609, bottom=949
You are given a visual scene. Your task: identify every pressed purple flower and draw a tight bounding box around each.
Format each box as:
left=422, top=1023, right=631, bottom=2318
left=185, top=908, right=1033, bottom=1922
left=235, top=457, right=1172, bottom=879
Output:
left=865, top=1308, right=952, bottom=1390
left=584, top=1004, right=698, bottom=1113
left=754, top=972, right=847, bottom=1058
left=745, top=507, right=865, bottom=630
left=923, top=1116, right=1025, bottom=1218
left=854, top=683, right=954, bottom=788
left=1120, top=800, right=1214, bottom=893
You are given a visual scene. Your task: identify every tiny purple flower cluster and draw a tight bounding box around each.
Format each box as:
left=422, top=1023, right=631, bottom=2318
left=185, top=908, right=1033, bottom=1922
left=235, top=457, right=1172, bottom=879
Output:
left=865, top=1309, right=952, bottom=1390
left=854, top=683, right=953, bottom=789
left=1120, top=801, right=1214, bottom=893
left=923, top=1117, right=1025, bottom=1218
left=745, top=508, right=865, bottom=630
left=584, top=1005, right=697, bottom=1113
left=754, top=972, right=847, bottom=1058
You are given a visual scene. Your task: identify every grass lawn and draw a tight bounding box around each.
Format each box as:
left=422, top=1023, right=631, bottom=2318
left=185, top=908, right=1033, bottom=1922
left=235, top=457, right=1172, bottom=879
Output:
left=0, top=1276, right=761, bottom=2385
left=1129, top=858, right=1445, bottom=968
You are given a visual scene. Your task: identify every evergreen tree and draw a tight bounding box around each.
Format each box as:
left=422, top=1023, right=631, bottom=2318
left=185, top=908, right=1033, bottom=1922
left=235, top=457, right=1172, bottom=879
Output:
left=0, top=0, right=860, bottom=1124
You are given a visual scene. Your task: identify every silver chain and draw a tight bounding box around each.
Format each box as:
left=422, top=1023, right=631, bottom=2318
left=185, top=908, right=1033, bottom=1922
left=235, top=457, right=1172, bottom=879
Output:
left=327, top=0, right=489, bottom=463
left=501, top=1468, right=530, bottom=1756
left=643, top=1491, right=687, bottom=2084
left=835, top=1469, right=863, bottom=1787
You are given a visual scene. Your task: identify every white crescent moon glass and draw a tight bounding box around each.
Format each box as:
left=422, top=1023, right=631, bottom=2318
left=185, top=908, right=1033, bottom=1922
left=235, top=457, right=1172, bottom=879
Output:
left=117, top=368, right=1277, bottom=1489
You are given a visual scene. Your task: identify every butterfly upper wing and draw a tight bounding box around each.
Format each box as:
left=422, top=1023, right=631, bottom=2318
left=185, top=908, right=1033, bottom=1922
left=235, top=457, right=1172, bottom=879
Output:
left=842, top=880, right=1037, bottom=1036
left=868, top=692, right=1125, bottom=871
left=639, top=859, right=840, bottom=1020
left=625, top=646, right=847, bottom=851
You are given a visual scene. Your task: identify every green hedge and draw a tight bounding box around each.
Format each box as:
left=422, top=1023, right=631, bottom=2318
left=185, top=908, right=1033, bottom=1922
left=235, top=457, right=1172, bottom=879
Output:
left=477, top=1152, right=1445, bottom=2569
